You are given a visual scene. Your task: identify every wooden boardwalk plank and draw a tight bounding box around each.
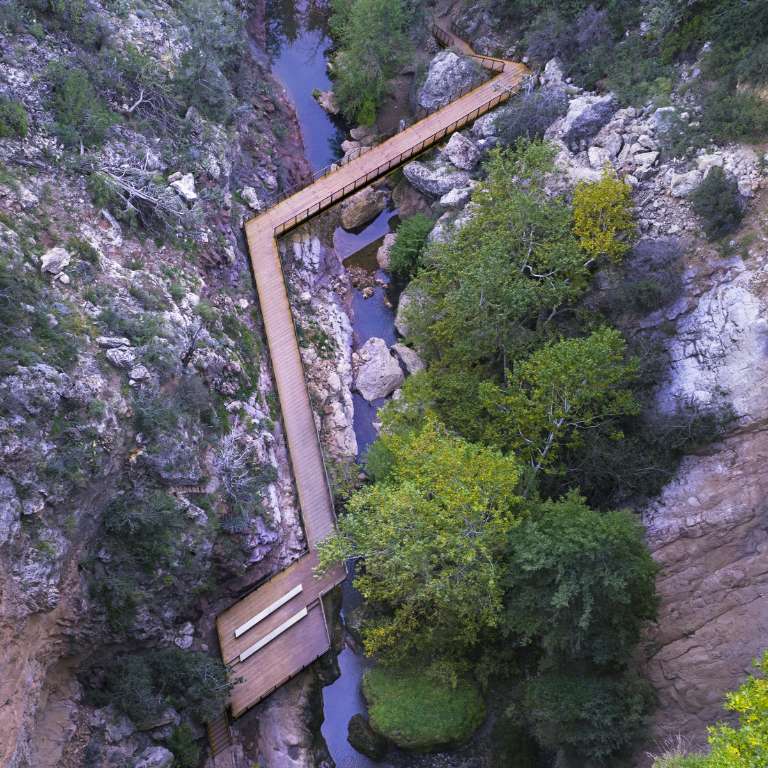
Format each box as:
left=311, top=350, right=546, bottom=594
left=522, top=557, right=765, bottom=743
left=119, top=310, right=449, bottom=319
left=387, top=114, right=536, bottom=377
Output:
left=215, top=22, right=528, bottom=718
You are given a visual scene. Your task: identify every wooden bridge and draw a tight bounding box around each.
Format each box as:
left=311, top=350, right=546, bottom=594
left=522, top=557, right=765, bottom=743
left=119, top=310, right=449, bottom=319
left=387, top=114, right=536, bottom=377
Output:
left=214, top=22, right=528, bottom=721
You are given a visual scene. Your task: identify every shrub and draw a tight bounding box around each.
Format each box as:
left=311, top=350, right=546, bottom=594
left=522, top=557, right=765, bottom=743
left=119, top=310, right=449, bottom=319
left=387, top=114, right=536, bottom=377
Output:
left=572, top=169, right=636, bottom=262
left=690, top=166, right=744, bottom=240
left=47, top=64, right=117, bottom=148
left=168, top=724, right=200, bottom=768
left=389, top=214, right=433, bottom=281
left=496, top=87, right=568, bottom=146
left=700, top=86, right=768, bottom=144
left=0, top=98, right=28, bottom=139
left=523, top=670, right=653, bottom=762
left=362, top=665, right=485, bottom=751
left=99, top=648, right=231, bottom=725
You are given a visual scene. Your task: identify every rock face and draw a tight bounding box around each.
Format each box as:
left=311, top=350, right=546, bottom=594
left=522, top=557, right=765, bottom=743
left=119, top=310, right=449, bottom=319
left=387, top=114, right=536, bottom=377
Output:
left=353, top=337, right=404, bottom=402
left=642, top=430, right=768, bottom=758
left=340, top=187, right=388, bottom=230
left=133, top=746, right=174, bottom=768
left=417, top=50, right=483, bottom=112
left=443, top=132, right=481, bottom=171
left=403, top=161, right=470, bottom=197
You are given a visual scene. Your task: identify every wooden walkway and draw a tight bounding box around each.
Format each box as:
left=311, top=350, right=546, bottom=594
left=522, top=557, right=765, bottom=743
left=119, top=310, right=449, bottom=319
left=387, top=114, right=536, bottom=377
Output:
left=215, top=22, right=528, bottom=719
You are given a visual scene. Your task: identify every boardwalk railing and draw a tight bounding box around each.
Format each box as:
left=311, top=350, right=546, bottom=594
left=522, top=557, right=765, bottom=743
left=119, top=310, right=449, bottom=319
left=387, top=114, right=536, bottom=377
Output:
left=273, top=85, right=516, bottom=236
left=271, top=22, right=511, bottom=208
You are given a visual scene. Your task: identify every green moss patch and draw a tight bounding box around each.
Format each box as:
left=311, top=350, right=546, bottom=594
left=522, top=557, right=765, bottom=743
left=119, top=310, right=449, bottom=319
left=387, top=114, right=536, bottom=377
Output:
left=362, top=666, right=485, bottom=751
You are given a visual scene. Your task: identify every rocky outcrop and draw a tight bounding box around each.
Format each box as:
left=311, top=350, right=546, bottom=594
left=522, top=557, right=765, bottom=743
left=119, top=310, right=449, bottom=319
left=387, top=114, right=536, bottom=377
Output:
left=417, top=50, right=483, bottom=112
left=353, top=337, right=404, bottom=402
left=392, top=343, right=425, bottom=375
left=376, top=232, right=396, bottom=270
left=403, top=160, right=471, bottom=197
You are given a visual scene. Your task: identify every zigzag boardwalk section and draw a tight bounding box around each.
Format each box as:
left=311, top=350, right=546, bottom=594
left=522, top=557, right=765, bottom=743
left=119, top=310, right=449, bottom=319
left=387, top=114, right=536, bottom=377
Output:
left=215, top=26, right=528, bottom=720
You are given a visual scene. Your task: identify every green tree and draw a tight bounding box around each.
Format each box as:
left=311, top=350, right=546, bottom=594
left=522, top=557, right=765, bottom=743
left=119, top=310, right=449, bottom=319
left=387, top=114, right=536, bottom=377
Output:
left=477, top=328, right=639, bottom=479
left=503, top=492, right=658, bottom=667
left=389, top=213, right=433, bottom=281
left=407, top=141, right=590, bottom=373
left=572, top=169, right=636, bottom=263
left=524, top=669, right=653, bottom=763
left=654, top=652, right=768, bottom=768
left=318, top=419, right=523, bottom=665
left=330, top=0, right=412, bottom=124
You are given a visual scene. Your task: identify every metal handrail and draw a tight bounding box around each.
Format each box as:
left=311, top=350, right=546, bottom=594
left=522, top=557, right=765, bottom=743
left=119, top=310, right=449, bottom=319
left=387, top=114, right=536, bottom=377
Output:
left=272, top=83, right=518, bottom=237
left=270, top=24, right=509, bottom=207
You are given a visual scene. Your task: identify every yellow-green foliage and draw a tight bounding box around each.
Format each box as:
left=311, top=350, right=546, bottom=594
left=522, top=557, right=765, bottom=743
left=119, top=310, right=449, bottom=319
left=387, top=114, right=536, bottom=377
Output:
left=318, top=418, right=522, bottom=664
left=572, top=169, right=636, bottom=262
left=654, top=652, right=768, bottom=767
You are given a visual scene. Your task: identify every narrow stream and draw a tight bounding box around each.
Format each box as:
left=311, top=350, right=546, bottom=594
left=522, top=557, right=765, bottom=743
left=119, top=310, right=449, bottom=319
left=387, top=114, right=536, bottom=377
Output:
left=266, top=2, right=399, bottom=765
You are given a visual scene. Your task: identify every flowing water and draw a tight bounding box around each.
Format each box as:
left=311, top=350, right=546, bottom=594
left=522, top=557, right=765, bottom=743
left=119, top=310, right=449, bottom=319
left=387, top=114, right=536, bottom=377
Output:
left=266, top=1, right=399, bottom=764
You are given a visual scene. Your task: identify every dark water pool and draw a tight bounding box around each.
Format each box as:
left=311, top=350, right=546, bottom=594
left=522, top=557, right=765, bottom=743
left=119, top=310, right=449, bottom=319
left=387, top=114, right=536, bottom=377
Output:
left=267, top=0, right=344, bottom=172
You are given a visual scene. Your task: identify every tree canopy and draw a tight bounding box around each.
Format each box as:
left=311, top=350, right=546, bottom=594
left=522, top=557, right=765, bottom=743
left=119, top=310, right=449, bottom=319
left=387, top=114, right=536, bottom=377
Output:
left=319, top=419, right=523, bottom=665
left=503, top=492, right=658, bottom=667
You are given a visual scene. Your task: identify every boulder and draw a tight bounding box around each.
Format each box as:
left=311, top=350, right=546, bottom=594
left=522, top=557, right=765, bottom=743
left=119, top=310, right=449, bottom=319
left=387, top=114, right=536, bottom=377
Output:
left=392, top=343, right=425, bottom=375
left=96, top=336, right=131, bottom=348
left=669, top=169, right=703, bottom=198
left=541, top=58, right=565, bottom=86
left=133, top=746, right=174, bottom=768
left=562, top=94, right=616, bottom=151
left=651, top=106, right=678, bottom=134
left=417, top=51, right=483, bottom=112
left=376, top=232, right=396, bottom=270
left=392, top=178, right=431, bottom=217
left=443, top=132, right=480, bottom=171
left=105, top=347, right=136, bottom=370
left=314, top=89, right=339, bottom=115
left=403, top=161, right=470, bottom=197
left=129, top=365, right=151, bottom=382
left=340, top=187, right=389, bottom=230
left=439, top=185, right=473, bottom=208
left=169, top=173, right=197, bottom=203
left=354, top=337, right=404, bottom=401
left=471, top=109, right=503, bottom=140
left=40, top=246, right=71, bottom=275
left=587, top=146, right=611, bottom=169
left=348, top=714, right=388, bottom=761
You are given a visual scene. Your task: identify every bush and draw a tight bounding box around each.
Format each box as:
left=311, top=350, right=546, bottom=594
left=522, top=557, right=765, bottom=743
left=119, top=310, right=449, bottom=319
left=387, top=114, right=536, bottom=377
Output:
left=389, top=214, right=433, bottom=281
left=523, top=670, right=653, bottom=762
left=0, top=97, right=28, bottom=139
left=572, top=169, right=636, bottom=262
left=168, top=724, right=201, bottom=768
left=690, top=166, right=744, bottom=240
left=362, top=665, right=485, bottom=751
left=496, top=87, right=568, bottom=146
left=99, top=648, right=231, bottom=725
left=700, top=86, right=768, bottom=144
left=47, top=64, right=117, bottom=148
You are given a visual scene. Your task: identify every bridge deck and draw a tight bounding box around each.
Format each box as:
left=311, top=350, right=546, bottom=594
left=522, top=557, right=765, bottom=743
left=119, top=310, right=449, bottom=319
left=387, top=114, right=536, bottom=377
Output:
left=216, top=23, right=528, bottom=718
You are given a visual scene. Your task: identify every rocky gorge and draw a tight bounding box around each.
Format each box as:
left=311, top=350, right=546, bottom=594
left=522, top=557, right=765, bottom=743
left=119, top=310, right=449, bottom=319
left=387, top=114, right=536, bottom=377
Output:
left=2, top=1, right=768, bottom=767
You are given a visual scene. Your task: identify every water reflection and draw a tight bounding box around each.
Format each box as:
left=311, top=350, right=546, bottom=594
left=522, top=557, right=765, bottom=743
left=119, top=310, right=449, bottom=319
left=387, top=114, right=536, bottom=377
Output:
left=267, top=0, right=345, bottom=171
